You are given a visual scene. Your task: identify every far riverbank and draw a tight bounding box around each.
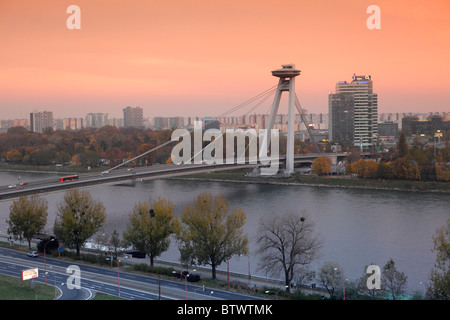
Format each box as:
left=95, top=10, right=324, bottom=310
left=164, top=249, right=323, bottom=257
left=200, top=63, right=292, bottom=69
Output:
left=169, top=168, right=450, bottom=194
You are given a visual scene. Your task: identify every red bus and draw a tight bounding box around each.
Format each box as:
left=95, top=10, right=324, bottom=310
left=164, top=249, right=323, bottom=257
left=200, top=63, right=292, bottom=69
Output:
left=58, top=175, right=79, bottom=182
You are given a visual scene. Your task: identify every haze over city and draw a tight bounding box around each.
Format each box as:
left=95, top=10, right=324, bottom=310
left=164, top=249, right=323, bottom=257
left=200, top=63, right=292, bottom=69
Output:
left=0, top=0, right=449, bottom=119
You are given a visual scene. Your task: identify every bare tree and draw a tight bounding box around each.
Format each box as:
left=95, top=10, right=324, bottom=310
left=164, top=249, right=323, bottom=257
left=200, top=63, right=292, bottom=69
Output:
left=318, top=261, right=342, bottom=298
left=256, top=212, right=322, bottom=292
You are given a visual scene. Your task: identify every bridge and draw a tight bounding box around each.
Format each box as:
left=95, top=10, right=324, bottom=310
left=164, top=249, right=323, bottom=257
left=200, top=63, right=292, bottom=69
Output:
left=0, top=64, right=355, bottom=201
left=0, top=153, right=348, bottom=201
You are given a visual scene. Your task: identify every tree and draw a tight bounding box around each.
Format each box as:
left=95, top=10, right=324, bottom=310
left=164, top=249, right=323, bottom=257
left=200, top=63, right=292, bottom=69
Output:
left=6, top=149, right=22, bottom=163
left=30, top=148, right=52, bottom=165
left=56, top=151, right=71, bottom=164
left=427, top=219, right=450, bottom=299
left=53, top=189, right=106, bottom=256
left=382, top=258, right=408, bottom=300
left=392, top=157, right=409, bottom=180
left=363, top=160, right=379, bottom=179
left=357, top=263, right=383, bottom=300
left=311, top=156, right=332, bottom=176
left=7, top=195, right=48, bottom=249
left=318, top=261, right=342, bottom=298
left=397, top=133, right=408, bottom=158
left=177, top=192, right=248, bottom=280
left=256, top=212, right=322, bottom=292
left=96, top=229, right=122, bottom=260
left=377, top=161, right=393, bottom=179
left=122, top=197, right=180, bottom=266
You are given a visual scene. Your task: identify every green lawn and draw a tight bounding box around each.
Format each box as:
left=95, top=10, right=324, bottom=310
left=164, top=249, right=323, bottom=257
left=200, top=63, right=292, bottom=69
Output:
left=0, top=274, right=55, bottom=300
left=0, top=274, right=124, bottom=300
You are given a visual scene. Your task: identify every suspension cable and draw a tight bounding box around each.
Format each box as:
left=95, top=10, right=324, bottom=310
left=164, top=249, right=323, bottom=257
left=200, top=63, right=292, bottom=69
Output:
left=107, top=85, right=280, bottom=171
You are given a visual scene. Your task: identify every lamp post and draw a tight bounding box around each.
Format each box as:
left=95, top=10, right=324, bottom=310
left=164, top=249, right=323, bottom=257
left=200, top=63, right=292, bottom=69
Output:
left=227, top=258, right=229, bottom=290
left=44, top=238, right=54, bottom=285
left=47, top=266, right=57, bottom=299
left=117, top=259, right=121, bottom=298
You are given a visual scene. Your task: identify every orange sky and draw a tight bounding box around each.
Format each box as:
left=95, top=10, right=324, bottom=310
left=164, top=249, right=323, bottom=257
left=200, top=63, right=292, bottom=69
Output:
left=0, top=0, right=449, bottom=119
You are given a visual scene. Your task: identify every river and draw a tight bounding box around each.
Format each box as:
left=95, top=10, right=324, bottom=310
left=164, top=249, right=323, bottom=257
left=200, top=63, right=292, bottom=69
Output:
left=0, top=170, right=448, bottom=295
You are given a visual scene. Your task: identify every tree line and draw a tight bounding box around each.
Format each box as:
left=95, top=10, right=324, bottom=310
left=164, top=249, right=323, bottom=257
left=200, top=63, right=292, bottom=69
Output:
left=312, top=133, right=450, bottom=181
left=5, top=189, right=449, bottom=299
left=1, top=126, right=174, bottom=168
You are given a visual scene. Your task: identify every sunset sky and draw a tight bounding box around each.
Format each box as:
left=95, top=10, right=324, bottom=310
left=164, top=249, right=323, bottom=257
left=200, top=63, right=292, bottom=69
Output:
left=0, top=0, right=449, bottom=120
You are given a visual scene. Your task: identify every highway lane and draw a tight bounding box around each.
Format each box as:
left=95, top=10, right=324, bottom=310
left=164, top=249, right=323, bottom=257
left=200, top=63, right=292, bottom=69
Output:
left=0, top=163, right=255, bottom=201
left=0, top=247, right=263, bottom=300
left=0, top=253, right=92, bottom=300
left=0, top=153, right=344, bottom=200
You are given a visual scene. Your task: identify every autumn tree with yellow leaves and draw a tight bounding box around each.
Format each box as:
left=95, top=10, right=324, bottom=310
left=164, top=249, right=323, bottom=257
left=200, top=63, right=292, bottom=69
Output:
left=177, top=192, right=248, bottom=280
left=123, top=197, right=180, bottom=266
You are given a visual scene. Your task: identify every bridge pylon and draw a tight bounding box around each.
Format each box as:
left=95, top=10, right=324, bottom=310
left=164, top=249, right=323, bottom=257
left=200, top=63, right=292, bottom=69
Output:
left=259, top=64, right=300, bottom=174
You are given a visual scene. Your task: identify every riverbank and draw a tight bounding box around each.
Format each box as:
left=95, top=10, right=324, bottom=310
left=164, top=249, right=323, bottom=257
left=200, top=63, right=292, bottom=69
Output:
left=170, top=168, right=450, bottom=194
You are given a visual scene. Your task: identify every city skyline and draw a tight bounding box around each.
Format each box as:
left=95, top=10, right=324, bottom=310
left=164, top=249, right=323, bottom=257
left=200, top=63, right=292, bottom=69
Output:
left=0, top=1, right=449, bottom=120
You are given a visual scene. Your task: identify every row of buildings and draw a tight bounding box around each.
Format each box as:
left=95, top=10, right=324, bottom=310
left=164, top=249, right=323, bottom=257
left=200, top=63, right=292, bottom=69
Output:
left=328, top=74, right=449, bottom=148
left=1, top=75, right=449, bottom=150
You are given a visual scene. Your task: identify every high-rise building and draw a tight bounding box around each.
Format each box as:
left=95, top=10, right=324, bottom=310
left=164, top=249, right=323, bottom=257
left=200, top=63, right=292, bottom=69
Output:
left=329, top=75, right=378, bottom=148
left=123, top=106, right=143, bottom=128
left=30, top=110, right=53, bottom=133
left=328, top=93, right=354, bottom=144
left=86, top=113, right=109, bottom=128
left=154, top=117, right=169, bottom=130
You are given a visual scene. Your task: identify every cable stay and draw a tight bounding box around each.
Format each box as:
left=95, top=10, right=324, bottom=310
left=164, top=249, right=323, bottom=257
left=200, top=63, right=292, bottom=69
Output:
left=107, top=85, right=279, bottom=171
left=294, top=93, right=321, bottom=154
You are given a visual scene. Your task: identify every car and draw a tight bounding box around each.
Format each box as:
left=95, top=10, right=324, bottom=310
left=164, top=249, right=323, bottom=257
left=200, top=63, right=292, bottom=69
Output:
left=27, top=251, right=39, bottom=258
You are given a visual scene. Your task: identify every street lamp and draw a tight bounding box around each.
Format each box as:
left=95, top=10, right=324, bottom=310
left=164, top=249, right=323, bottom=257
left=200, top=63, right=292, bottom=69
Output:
left=117, top=258, right=121, bottom=298
left=46, top=266, right=57, bottom=299
left=44, top=238, right=54, bottom=285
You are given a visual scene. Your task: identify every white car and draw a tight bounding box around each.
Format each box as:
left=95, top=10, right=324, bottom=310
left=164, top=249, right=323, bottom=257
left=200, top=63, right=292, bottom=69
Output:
left=27, top=251, right=39, bottom=258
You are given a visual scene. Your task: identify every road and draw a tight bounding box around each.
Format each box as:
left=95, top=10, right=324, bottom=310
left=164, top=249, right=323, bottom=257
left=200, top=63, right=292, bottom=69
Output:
left=0, top=247, right=263, bottom=300
left=0, top=153, right=348, bottom=201
left=0, top=163, right=253, bottom=201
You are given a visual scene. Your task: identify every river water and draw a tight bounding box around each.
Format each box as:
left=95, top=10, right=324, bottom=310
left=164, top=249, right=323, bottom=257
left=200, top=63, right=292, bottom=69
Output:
left=0, top=170, right=448, bottom=294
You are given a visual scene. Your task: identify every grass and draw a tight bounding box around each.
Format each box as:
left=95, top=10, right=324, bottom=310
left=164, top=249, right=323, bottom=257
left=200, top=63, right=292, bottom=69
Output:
left=0, top=274, right=55, bottom=300
left=0, top=274, right=125, bottom=300
left=91, top=292, right=124, bottom=300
